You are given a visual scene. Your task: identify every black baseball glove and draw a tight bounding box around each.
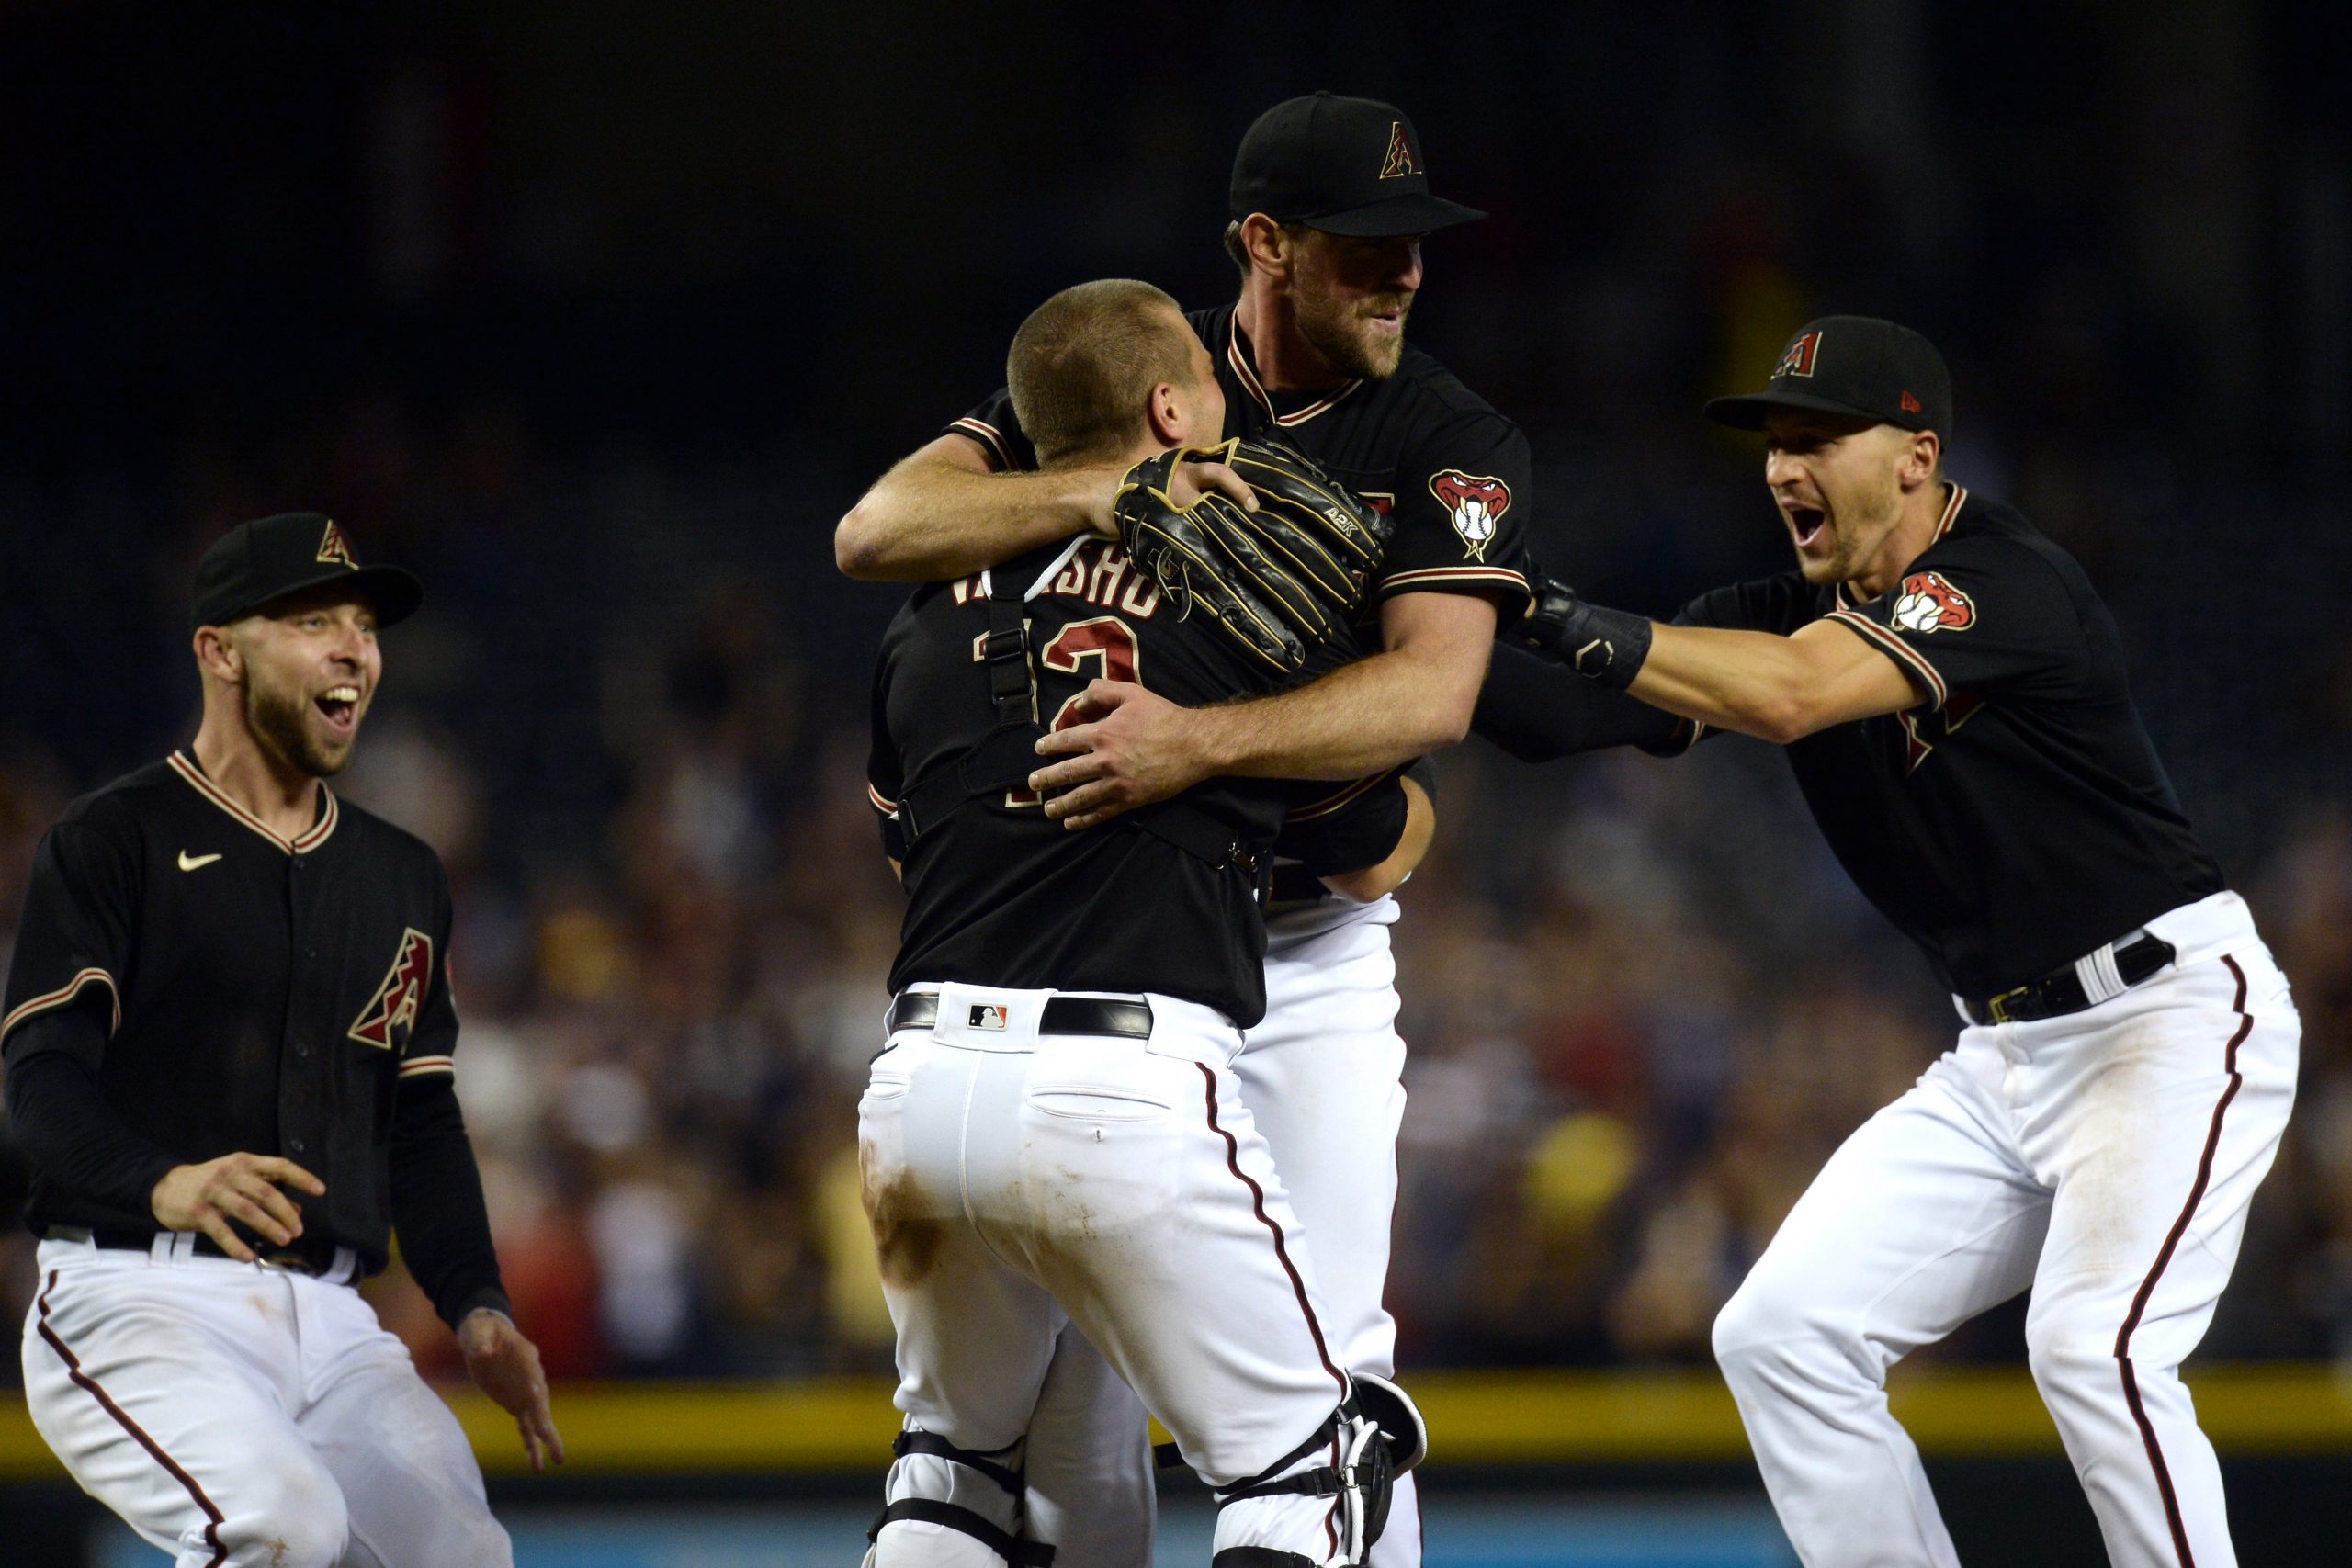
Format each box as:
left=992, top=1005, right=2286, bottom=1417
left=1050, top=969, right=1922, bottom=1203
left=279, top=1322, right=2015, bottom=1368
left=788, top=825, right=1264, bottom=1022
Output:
left=1114, top=437, right=1393, bottom=678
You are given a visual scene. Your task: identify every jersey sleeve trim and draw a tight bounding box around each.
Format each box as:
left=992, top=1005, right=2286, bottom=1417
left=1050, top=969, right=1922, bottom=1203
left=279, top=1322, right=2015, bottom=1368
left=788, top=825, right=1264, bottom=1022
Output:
left=1287, top=767, right=1399, bottom=823
left=868, top=781, right=899, bottom=816
left=398, top=1055, right=457, bottom=1079
left=1, top=968, right=120, bottom=1046
left=1378, top=565, right=1532, bottom=598
left=946, top=417, right=1014, bottom=472
left=1827, top=608, right=1949, bottom=710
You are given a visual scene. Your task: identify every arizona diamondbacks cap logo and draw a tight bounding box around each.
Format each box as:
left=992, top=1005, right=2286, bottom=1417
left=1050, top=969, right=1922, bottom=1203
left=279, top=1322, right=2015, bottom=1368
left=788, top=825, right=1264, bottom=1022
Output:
left=317, top=519, right=357, bottom=568
left=1379, top=121, right=1419, bottom=180
left=1892, top=570, right=1975, bottom=634
left=349, top=928, right=433, bottom=1050
left=1429, top=471, right=1511, bottom=561
left=1773, top=331, right=1823, bottom=379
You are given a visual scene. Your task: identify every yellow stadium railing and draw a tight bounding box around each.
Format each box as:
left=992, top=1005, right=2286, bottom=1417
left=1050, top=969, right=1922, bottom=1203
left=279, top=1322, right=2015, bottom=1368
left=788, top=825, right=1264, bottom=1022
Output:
left=6, top=1363, right=2351, bottom=1480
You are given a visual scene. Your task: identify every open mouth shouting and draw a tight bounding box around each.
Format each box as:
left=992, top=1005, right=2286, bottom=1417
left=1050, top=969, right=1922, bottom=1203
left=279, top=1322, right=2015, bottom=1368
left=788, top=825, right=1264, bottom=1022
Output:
left=314, top=683, right=363, bottom=739
left=1781, top=497, right=1831, bottom=554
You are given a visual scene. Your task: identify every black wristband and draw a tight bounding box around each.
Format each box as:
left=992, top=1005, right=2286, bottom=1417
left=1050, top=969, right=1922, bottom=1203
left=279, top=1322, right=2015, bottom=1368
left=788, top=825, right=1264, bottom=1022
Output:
left=1567, top=604, right=1655, bottom=690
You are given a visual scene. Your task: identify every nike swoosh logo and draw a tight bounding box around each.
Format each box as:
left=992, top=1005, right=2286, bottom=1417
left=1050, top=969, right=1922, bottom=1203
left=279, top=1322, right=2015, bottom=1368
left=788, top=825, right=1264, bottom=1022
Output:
left=177, top=852, right=223, bottom=872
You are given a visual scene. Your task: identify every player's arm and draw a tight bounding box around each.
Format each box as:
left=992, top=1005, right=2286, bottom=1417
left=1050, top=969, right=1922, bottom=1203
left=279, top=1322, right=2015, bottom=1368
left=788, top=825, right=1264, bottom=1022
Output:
left=0, top=817, right=323, bottom=1260
left=1473, top=641, right=1694, bottom=761
left=1630, top=619, right=1920, bottom=741
left=390, top=884, right=563, bottom=1472
left=835, top=434, right=1121, bottom=581
left=1320, top=772, right=1435, bottom=902
left=1028, top=589, right=1497, bottom=828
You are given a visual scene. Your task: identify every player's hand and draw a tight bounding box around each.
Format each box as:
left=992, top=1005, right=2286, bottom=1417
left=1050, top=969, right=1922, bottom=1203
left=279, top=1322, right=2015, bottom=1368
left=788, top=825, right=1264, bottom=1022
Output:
left=1165, top=457, right=1257, bottom=515
left=150, top=1152, right=326, bottom=1262
left=459, top=1308, right=566, bottom=1473
left=1028, top=680, right=1210, bottom=829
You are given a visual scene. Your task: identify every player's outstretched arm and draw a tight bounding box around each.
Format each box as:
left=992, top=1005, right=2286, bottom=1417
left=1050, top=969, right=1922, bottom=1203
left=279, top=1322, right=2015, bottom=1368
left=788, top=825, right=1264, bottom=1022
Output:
left=834, top=434, right=1260, bottom=582
left=1512, top=581, right=1918, bottom=743
left=1029, top=591, right=1495, bottom=829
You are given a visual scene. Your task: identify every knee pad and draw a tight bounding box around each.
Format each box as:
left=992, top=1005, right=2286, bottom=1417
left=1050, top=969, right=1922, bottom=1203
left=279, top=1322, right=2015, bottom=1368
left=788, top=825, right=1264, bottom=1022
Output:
left=866, top=1427, right=1057, bottom=1567
left=1212, top=1391, right=1394, bottom=1567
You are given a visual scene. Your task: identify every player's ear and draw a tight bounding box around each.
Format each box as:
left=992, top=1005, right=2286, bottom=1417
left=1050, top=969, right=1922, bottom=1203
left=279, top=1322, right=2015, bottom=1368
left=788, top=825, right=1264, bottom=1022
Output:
left=1145, top=381, right=1185, bottom=446
left=1238, top=213, right=1294, bottom=280
left=1899, top=428, right=1939, bottom=491
left=192, top=625, right=243, bottom=684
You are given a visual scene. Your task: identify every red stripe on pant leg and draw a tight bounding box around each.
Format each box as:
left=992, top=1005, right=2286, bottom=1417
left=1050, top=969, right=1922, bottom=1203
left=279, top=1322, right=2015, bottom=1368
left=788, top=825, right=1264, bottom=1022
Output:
left=1198, top=1061, right=1348, bottom=1554
left=2110, top=953, right=2253, bottom=1568
left=36, top=1270, right=229, bottom=1567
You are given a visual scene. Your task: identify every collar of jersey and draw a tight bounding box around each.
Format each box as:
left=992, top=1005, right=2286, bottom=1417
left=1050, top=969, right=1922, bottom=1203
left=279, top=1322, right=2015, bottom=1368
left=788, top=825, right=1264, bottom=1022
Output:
left=1227, top=317, right=1363, bottom=429
left=167, top=750, right=339, bottom=854
left=1835, top=483, right=1969, bottom=610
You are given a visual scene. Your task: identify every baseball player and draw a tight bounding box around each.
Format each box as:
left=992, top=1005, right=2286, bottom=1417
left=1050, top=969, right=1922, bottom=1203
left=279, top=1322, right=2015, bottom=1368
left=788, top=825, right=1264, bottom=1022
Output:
left=860, top=277, right=1420, bottom=1568
left=5, top=513, right=561, bottom=1568
left=837, top=94, right=1526, bottom=1563
left=1487, top=316, right=2300, bottom=1567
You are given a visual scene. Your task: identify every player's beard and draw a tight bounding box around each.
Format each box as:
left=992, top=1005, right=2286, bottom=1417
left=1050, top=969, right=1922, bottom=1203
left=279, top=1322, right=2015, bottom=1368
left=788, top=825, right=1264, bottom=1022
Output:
left=1293, top=280, right=1411, bottom=381
left=245, top=677, right=355, bottom=778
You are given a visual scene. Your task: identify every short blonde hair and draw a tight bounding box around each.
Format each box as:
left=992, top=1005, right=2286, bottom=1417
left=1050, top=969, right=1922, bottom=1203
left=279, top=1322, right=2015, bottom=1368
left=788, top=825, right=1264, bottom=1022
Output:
left=1007, top=279, right=1194, bottom=468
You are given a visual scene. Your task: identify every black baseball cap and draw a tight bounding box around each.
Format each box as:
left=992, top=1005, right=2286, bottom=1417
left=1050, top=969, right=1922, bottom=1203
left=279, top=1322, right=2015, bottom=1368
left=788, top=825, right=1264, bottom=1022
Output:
left=190, top=513, right=424, bottom=632
left=1703, top=316, right=1954, bottom=437
left=1230, top=92, right=1486, bottom=237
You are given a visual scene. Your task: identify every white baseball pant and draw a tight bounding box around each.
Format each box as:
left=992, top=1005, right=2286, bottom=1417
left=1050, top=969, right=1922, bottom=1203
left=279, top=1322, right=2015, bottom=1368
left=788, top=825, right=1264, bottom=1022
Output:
left=1713, top=891, right=2298, bottom=1567
left=859, top=982, right=1359, bottom=1566
left=21, top=1233, right=508, bottom=1568
left=1020, top=896, right=1420, bottom=1567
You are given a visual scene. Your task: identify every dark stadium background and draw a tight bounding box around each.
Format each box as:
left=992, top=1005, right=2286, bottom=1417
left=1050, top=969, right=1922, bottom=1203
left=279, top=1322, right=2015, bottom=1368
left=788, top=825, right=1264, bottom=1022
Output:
left=2, top=3, right=2346, bottom=1563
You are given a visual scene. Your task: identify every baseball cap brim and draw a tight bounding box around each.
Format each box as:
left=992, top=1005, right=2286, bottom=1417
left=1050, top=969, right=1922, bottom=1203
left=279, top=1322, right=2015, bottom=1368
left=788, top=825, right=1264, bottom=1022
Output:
left=1702, top=389, right=1929, bottom=432
left=217, top=565, right=425, bottom=629
left=1299, top=191, right=1487, bottom=237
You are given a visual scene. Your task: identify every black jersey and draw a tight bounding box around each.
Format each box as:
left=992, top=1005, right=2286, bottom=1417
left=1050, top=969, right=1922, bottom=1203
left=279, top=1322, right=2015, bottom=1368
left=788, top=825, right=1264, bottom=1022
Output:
left=948, top=300, right=1526, bottom=882
left=870, top=536, right=1323, bottom=1025
left=1676, top=485, right=2224, bottom=997
left=0, top=755, right=481, bottom=1272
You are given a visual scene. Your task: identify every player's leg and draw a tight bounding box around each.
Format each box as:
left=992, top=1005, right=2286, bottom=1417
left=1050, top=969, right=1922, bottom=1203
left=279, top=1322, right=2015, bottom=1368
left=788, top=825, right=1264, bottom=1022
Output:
left=285, top=1277, right=511, bottom=1568
left=1241, top=917, right=1420, bottom=1563
left=1017, top=1324, right=1157, bottom=1568
left=863, top=1030, right=1066, bottom=1566
left=20, top=1245, right=352, bottom=1568
left=975, top=1003, right=1384, bottom=1566
left=2018, top=937, right=2298, bottom=1568
left=1711, top=1036, right=2052, bottom=1568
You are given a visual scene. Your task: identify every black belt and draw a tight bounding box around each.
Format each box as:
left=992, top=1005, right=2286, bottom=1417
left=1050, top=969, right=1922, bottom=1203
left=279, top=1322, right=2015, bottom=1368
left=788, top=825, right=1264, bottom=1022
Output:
left=1963, top=933, right=2177, bottom=1026
left=887, top=992, right=1154, bottom=1040
left=50, top=1225, right=345, bottom=1277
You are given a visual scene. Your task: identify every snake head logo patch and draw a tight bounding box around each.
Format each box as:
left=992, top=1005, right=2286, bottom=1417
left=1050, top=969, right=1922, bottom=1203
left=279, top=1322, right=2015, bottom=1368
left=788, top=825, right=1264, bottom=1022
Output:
left=316, top=519, right=357, bottom=569
left=1773, top=331, right=1823, bottom=379
left=1892, top=570, right=1975, bottom=634
left=1378, top=120, right=1419, bottom=180
left=1429, top=471, right=1511, bottom=561
left=349, top=928, right=433, bottom=1050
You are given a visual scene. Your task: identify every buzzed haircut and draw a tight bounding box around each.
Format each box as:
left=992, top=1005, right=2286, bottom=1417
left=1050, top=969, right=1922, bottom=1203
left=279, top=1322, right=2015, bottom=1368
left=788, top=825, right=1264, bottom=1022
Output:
left=1007, top=279, right=1196, bottom=468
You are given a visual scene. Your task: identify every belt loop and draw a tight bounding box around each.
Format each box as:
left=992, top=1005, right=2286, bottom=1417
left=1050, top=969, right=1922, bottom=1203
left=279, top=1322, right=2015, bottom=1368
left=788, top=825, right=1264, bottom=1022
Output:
left=327, top=1247, right=358, bottom=1285
left=149, top=1233, right=175, bottom=1266
left=2075, top=942, right=2129, bottom=1006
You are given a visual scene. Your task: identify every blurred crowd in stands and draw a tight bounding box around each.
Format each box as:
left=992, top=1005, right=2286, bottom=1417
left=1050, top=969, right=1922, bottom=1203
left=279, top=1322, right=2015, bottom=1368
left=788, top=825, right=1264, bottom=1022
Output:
left=1, top=403, right=2346, bottom=1388
left=3, top=1, right=2346, bottom=1386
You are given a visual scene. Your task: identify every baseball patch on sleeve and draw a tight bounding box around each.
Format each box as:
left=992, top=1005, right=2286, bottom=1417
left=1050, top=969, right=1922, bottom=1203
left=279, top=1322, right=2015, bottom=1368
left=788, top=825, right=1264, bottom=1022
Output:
left=1891, top=570, right=1976, bottom=634
left=1428, top=470, right=1512, bottom=561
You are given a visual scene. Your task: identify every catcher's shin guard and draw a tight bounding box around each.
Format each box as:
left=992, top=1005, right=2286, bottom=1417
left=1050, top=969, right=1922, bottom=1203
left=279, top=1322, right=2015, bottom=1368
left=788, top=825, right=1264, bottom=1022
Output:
left=866, top=1427, right=1056, bottom=1567
left=1210, top=1392, right=1394, bottom=1567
